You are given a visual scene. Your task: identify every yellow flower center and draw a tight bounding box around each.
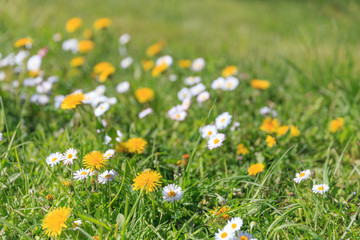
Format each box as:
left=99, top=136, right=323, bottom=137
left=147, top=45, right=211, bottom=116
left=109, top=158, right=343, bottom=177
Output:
left=299, top=172, right=305, bottom=178
left=227, top=82, right=232, bottom=87
left=214, top=139, right=220, bottom=144
left=168, top=191, right=176, bottom=197
left=105, top=174, right=112, bottom=179
left=231, top=223, right=237, bottom=229
left=318, top=186, right=324, bottom=190
left=240, top=236, right=248, bottom=240
left=208, top=131, right=212, bottom=135
left=51, top=158, right=57, bottom=162
left=68, top=154, right=73, bottom=159
left=221, top=118, right=226, bottom=123
left=176, top=114, right=180, bottom=118
left=221, top=232, right=228, bottom=238
left=80, top=171, right=87, bottom=175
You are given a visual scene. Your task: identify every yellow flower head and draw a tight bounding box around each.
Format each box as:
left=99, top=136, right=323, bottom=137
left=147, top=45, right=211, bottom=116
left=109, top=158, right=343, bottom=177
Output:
left=133, top=169, right=162, bottom=194
left=65, top=17, right=82, bottom=33
left=276, top=125, right=289, bottom=137
left=29, top=70, right=41, bottom=78
left=251, top=79, right=270, bottom=90
left=126, top=137, right=148, bottom=154
left=70, top=57, right=85, bottom=67
left=290, top=125, right=300, bottom=137
left=135, top=88, right=154, bottom=103
left=83, top=150, right=108, bottom=170
left=141, top=59, right=154, bottom=71
left=93, top=62, right=115, bottom=82
left=210, top=206, right=231, bottom=220
left=42, top=207, right=71, bottom=237
left=249, top=163, right=265, bottom=176
left=61, top=92, right=84, bottom=109
left=151, top=62, right=168, bottom=77
left=236, top=144, right=249, bottom=155
left=330, top=118, right=344, bottom=133
left=94, top=18, right=111, bottom=30
left=260, top=117, right=280, bottom=133
left=78, top=40, right=94, bottom=53
left=14, top=37, right=33, bottom=48
left=222, top=65, right=238, bottom=77
left=265, top=135, right=276, bottom=147
left=146, top=40, right=165, bottom=57
left=178, top=59, right=192, bottom=69
left=116, top=142, right=129, bottom=153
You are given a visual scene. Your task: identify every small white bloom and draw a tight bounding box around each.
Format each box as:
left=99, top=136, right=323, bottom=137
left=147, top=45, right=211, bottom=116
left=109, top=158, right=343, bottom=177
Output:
left=46, top=152, right=63, bottom=167
left=184, top=76, right=201, bottom=86
left=200, top=125, right=217, bottom=139
left=27, top=55, right=42, bottom=72
left=36, top=81, right=52, bottom=94
left=53, top=33, right=62, bottom=42
left=15, top=50, right=29, bottom=65
left=73, top=168, right=91, bottom=181
left=95, top=85, right=106, bottom=95
left=169, top=74, right=177, bottom=82
left=177, top=88, right=191, bottom=101
left=119, top=33, right=131, bottom=45
left=98, top=169, right=118, bottom=184
left=120, top=57, right=133, bottom=69
left=105, top=135, right=112, bottom=145
left=62, top=38, right=79, bottom=53
left=294, top=169, right=311, bottom=183
left=94, top=103, right=110, bottom=117
left=168, top=106, right=187, bottom=121
left=0, top=132, right=3, bottom=141
left=211, top=77, right=225, bottom=90
left=190, top=83, right=206, bottom=96
left=103, top=149, right=115, bottom=159
left=259, top=106, right=271, bottom=116
left=230, top=121, right=241, bottom=132
left=73, top=220, right=82, bottom=231
left=139, top=108, right=153, bottom=119
left=181, top=97, right=191, bottom=111
left=191, top=58, right=205, bottom=72
left=162, top=184, right=183, bottom=203
left=0, top=71, right=5, bottom=81
left=116, top=130, right=123, bottom=142
left=208, top=133, right=226, bottom=150
left=214, top=225, right=234, bottom=240
left=312, top=183, right=330, bottom=194
left=54, top=95, right=65, bottom=108
left=63, top=148, right=77, bottom=165
left=215, top=112, right=232, bottom=130
left=197, top=91, right=210, bottom=103
left=225, top=217, right=243, bottom=232
left=116, top=81, right=130, bottom=93
left=234, top=231, right=253, bottom=240
left=222, top=76, right=239, bottom=91
left=107, top=97, right=117, bottom=105
left=155, top=55, right=173, bottom=67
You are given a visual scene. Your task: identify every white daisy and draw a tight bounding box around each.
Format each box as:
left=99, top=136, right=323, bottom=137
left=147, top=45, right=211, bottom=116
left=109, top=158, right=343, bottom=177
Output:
left=103, top=149, right=115, bottom=159
left=215, top=112, right=232, bottom=130
left=119, top=33, right=131, bottom=45
left=73, top=168, right=91, bottom=181
left=191, top=58, right=205, bottom=72
left=73, top=220, right=82, bottom=231
left=162, top=184, right=183, bottom=203
left=0, top=71, right=5, bottom=81
left=312, top=183, right=330, bottom=195
left=197, top=91, right=210, bottom=103
left=138, top=108, right=153, bottom=119
left=211, top=77, right=225, bottom=90
left=181, top=97, right=191, bottom=111
left=155, top=55, right=173, bottom=67
left=233, top=231, right=253, bottom=240
left=116, top=130, right=123, bottom=142
left=27, top=55, right=42, bottom=72
left=98, top=169, right=118, bottom=184
left=62, top=38, right=79, bottom=53
left=63, top=148, right=77, bottom=165
left=177, top=88, right=191, bottom=101
left=222, top=76, right=239, bottom=91
left=225, top=217, right=243, bottom=232
left=46, top=152, right=63, bottom=167
left=294, top=169, right=311, bottom=183
left=120, top=56, right=133, bottom=69
left=190, top=83, right=206, bottom=96
left=200, top=125, right=217, bottom=139
left=105, top=135, right=112, bottom=145
left=208, top=133, right=226, bottom=150
left=214, top=225, right=234, bottom=240
left=184, top=76, right=201, bottom=86
left=170, top=110, right=187, bottom=121
left=169, top=74, right=177, bottom=82
left=116, top=81, right=130, bottom=93
left=94, top=103, right=110, bottom=117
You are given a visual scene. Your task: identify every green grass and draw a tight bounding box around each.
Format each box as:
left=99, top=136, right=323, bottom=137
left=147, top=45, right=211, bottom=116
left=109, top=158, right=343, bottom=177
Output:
left=1, top=0, right=360, bottom=239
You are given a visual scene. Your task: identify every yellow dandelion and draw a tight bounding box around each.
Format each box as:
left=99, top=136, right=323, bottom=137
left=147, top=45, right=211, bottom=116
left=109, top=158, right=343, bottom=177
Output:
left=135, top=88, right=154, bottom=103
left=210, top=206, right=231, bottom=220
left=151, top=62, right=168, bottom=77
left=78, top=40, right=94, bottom=53
left=260, top=117, right=280, bottom=133
left=141, top=59, right=154, bottom=71
left=94, top=18, right=111, bottom=30
left=126, top=137, right=148, bottom=154
left=330, top=118, right=344, bottom=133
left=14, top=37, right=33, bottom=48
left=93, top=62, right=115, bottom=82
left=222, top=65, right=238, bottom=77
left=29, top=70, right=41, bottom=77
left=290, top=125, right=300, bottom=137
left=249, top=163, right=265, bottom=176
left=116, top=142, right=128, bottom=153
left=251, top=79, right=270, bottom=90
left=83, top=150, right=108, bottom=170
left=178, top=59, right=192, bottom=69
left=236, top=144, right=249, bottom=155
left=61, top=92, right=84, bottom=110
left=132, top=169, right=162, bottom=194
left=42, top=206, right=71, bottom=237
left=146, top=40, right=165, bottom=57
left=276, top=125, right=289, bottom=137
left=65, top=17, right=82, bottom=33
left=265, top=135, right=276, bottom=147
left=70, top=57, right=85, bottom=67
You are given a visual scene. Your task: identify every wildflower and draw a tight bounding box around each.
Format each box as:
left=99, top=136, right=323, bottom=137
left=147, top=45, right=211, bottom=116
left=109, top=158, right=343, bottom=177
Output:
left=169, top=74, right=177, bottom=82
left=103, top=149, right=115, bottom=159
left=116, top=81, right=130, bottom=93
left=260, top=117, right=279, bottom=133
left=312, top=183, right=330, bottom=194
left=83, top=150, right=107, bottom=170
left=156, top=55, right=173, bottom=67
left=168, top=107, right=187, bottom=121
left=294, top=169, right=311, bottom=183
left=46, top=152, right=63, bottom=167
left=290, top=125, right=300, bottom=137
left=178, top=59, right=191, bottom=68
left=329, top=118, right=344, bottom=133
left=234, top=231, right=253, bottom=240
left=14, top=37, right=33, bottom=48
left=27, top=55, right=42, bottom=72
left=73, top=220, right=82, bottom=231
left=181, top=97, right=191, bottom=110
left=236, top=144, right=249, bottom=155
left=211, top=77, right=226, bottom=90
left=230, top=121, right=241, bottom=132
left=65, top=17, right=82, bottom=33
left=146, top=41, right=165, bottom=57
left=184, top=76, right=201, bottom=86
left=120, top=56, right=133, bottom=69
left=265, top=135, right=276, bottom=147
left=0, top=132, right=3, bottom=141
left=62, top=180, right=72, bottom=187
left=53, top=33, right=62, bottom=42
left=94, top=18, right=111, bottom=30
left=210, top=206, right=231, bottom=220
left=200, top=125, right=217, bottom=139
left=251, top=79, right=270, bottom=90
left=93, top=62, right=115, bottom=82
left=126, top=137, right=148, bottom=154
left=138, top=108, right=153, bottom=119
left=214, top=226, right=234, bottom=240
left=215, top=112, right=232, bottom=130
left=141, top=59, right=154, bottom=71
left=70, top=57, right=85, bottom=67
left=98, top=169, right=118, bottom=184
left=135, top=87, right=154, bottom=103
left=46, top=194, right=54, bottom=202
left=62, top=38, right=79, bottom=53
left=162, top=184, right=183, bottom=203
left=73, top=168, right=92, bottom=180
left=208, top=133, right=226, bottom=150
left=222, top=65, right=238, bottom=77
left=191, top=58, right=205, bottom=72
left=116, top=142, right=128, bottom=153
left=132, top=169, right=162, bottom=194
left=190, top=83, right=206, bottom=96
left=78, top=40, right=94, bottom=53
left=61, top=92, right=84, bottom=109
left=197, top=91, right=210, bottom=103
left=42, top=206, right=71, bottom=237
left=119, top=33, right=131, bottom=45
left=177, top=88, right=191, bottom=101
left=225, top=217, right=243, bottom=232
left=94, top=102, right=110, bottom=117
left=249, top=163, right=265, bottom=176
left=277, top=125, right=300, bottom=137
left=151, top=62, right=168, bottom=77
left=222, top=76, right=239, bottom=91
left=63, top=148, right=77, bottom=165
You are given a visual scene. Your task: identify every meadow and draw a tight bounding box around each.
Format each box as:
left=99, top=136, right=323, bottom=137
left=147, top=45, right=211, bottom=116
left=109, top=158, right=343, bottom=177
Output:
left=1, top=0, right=360, bottom=239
